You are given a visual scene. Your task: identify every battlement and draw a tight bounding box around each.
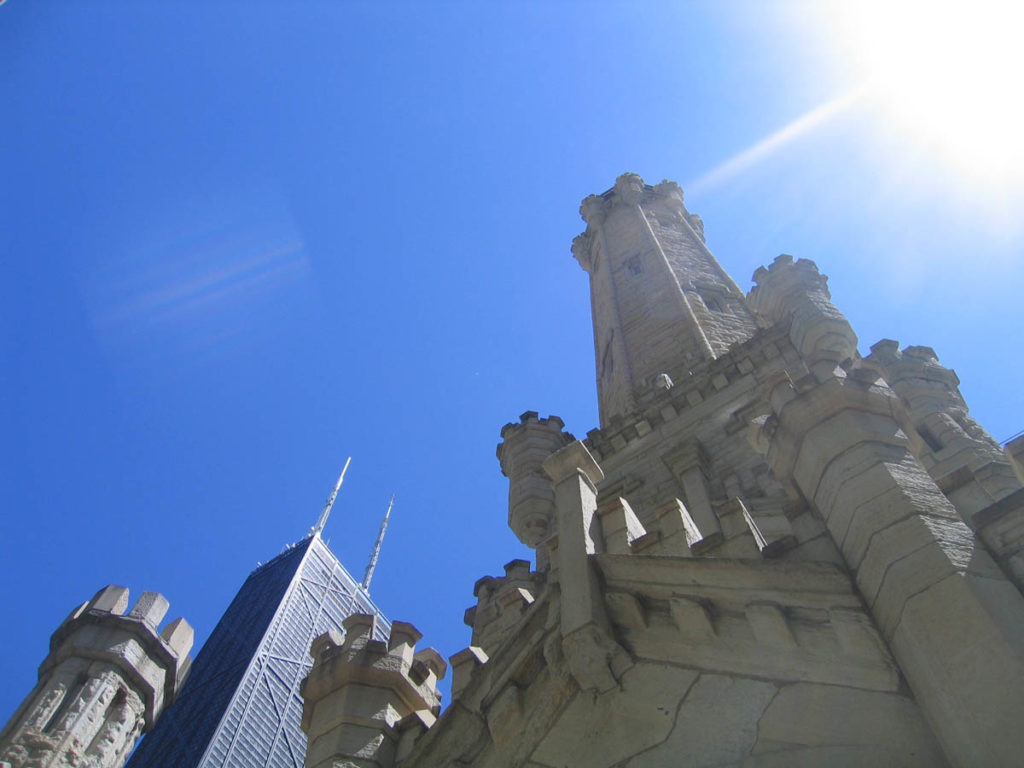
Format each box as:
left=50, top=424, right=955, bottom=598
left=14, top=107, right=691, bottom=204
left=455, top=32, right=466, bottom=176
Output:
left=43, top=585, right=193, bottom=725
left=463, top=559, right=543, bottom=656
left=300, top=615, right=445, bottom=768
left=0, top=586, right=192, bottom=768
left=864, top=339, right=960, bottom=392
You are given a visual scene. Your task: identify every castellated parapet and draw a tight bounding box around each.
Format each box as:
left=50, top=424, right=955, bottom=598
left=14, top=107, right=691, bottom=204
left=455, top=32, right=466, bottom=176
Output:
left=298, top=174, right=1024, bottom=768
left=299, top=614, right=445, bottom=768
left=0, top=585, right=193, bottom=768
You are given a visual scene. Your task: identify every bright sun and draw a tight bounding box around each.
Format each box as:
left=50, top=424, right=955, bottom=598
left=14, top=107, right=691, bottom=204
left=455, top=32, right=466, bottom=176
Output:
left=835, top=1, right=1024, bottom=182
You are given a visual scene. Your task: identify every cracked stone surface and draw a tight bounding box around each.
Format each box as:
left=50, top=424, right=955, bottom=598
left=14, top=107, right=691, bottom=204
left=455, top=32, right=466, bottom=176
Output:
left=531, top=663, right=698, bottom=768
left=628, top=674, right=777, bottom=767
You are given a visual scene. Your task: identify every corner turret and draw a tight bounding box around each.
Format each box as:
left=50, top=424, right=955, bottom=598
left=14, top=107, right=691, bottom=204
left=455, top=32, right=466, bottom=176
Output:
left=497, top=411, right=574, bottom=559
left=0, top=586, right=193, bottom=768
left=300, top=615, right=445, bottom=768
left=748, top=255, right=858, bottom=377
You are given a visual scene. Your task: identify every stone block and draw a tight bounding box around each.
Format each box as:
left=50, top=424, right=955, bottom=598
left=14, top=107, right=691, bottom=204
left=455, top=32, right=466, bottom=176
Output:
left=855, top=515, right=995, bottom=635
left=745, top=603, right=796, bottom=650
left=889, top=573, right=1024, bottom=767
left=159, top=617, right=194, bottom=657
left=753, top=682, right=943, bottom=763
left=89, top=585, right=130, bottom=615
left=597, top=496, right=647, bottom=555
left=633, top=674, right=777, bottom=767
left=449, top=646, right=488, bottom=700
left=669, top=596, right=715, bottom=642
left=533, top=663, right=698, bottom=768
left=606, top=591, right=646, bottom=628
left=128, top=592, right=169, bottom=628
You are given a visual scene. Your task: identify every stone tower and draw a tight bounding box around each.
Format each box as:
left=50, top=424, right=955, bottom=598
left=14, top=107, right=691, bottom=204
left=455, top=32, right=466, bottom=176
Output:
left=300, top=174, right=1024, bottom=767
left=0, top=585, right=193, bottom=768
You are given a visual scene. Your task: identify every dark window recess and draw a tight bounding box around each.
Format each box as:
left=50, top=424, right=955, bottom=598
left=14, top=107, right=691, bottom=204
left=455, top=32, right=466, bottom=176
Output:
left=918, top=425, right=944, bottom=452
left=704, top=296, right=723, bottom=312
left=627, top=256, right=643, bottom=276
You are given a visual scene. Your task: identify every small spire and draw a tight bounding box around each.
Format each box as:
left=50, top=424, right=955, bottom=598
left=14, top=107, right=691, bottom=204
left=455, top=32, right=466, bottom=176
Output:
left=361, top=494, right=394, bottom=591
left=313, top=457, right=351, bottom=536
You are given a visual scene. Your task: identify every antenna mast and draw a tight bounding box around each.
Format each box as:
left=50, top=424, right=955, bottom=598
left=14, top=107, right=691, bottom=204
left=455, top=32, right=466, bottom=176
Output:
left=313, top=457, right=351, bottom=535
left=361, top=493, right=394, bottom=591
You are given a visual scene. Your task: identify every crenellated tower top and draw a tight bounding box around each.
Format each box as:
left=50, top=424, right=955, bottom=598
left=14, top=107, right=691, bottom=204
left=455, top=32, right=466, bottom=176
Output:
left=572, top=173, right=758, bottom=425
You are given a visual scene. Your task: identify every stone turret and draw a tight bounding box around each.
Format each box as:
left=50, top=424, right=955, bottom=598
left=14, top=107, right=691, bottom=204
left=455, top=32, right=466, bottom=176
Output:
left=748, top=254, right=858, bottom=377
left=300, top=614, right=445, bottom=768
left=863, top=339, right=1019, bottom=513
left=0, top=586, right=193, bottom=768
left=497, top=411, right=573, bottom=556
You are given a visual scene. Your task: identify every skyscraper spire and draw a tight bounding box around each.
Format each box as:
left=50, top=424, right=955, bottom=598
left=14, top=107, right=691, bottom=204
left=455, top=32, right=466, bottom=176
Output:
left=361, top=493, right=394, bottom=591
left=313, top=457, right=351, bottom=535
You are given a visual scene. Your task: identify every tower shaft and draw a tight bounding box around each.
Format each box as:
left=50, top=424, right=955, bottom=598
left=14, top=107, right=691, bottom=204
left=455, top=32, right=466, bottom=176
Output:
left=572, top=173, right=757, bottom=425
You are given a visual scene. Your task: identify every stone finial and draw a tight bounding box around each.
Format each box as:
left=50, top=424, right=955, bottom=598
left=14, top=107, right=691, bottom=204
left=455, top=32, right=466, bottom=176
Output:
left=613, top=172, right=644, bottom=205
left=497, top=412, right=575, bottom=549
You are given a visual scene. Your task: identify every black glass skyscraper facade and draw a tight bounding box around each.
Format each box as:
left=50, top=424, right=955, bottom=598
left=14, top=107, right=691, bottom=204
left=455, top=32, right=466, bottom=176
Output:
left=125, top=533, right=389, bottom=768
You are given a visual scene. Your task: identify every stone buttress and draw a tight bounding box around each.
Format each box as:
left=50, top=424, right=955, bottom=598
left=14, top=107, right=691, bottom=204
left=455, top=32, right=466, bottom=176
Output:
left=0, top=586, right=193, bottom=768
left=299, top=174, right=1024, bottom=768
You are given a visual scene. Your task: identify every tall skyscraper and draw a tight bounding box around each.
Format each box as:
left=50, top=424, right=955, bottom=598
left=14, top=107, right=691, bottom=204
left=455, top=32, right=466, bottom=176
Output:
left=125, top=519, right=390, bottom=768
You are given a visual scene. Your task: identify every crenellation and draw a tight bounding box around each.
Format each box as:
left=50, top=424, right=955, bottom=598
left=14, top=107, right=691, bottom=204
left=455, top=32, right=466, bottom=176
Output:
left=300, top=616, right=445, bottom=768
left=289, top=173, right=1019, bottom=768
left=0, top=586, right=191, bottom=768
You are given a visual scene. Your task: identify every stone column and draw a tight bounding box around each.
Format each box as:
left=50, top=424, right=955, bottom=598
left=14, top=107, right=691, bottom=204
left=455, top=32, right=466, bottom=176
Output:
left=752, top=370, right=1024, bottom=767
left=542, top=441, right=631, bottom=694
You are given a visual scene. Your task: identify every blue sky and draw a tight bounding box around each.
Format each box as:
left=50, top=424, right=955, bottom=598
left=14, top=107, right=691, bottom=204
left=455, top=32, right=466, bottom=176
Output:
left=2, top=1, right=1022, bottom=719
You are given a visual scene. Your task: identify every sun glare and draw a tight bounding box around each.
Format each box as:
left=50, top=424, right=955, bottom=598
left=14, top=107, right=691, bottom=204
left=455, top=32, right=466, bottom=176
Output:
left=836, top=1, right=1024, bottom=182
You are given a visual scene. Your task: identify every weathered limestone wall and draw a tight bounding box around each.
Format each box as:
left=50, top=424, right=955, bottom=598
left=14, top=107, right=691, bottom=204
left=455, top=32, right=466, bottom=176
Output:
left=298, top=173, right=1024, bottom=768
left=396, top=440, right=946, bottom=767
left=749, top=256, right=1024, bottom=766
left=0, top=586, right=193, bottom=768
